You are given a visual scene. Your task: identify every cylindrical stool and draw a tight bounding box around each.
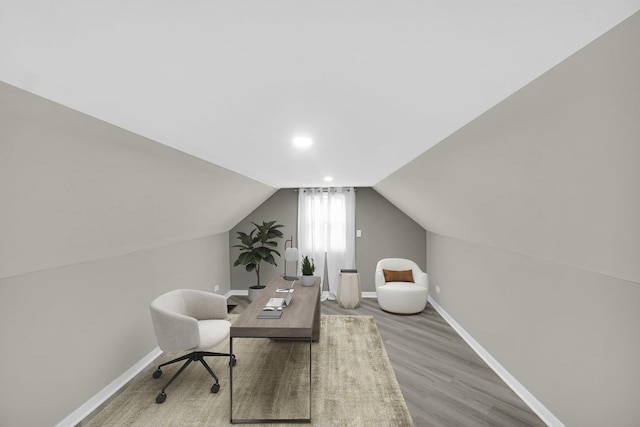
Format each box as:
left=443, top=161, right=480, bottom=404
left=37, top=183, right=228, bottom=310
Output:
left=337, top=272, right=361, bottom=309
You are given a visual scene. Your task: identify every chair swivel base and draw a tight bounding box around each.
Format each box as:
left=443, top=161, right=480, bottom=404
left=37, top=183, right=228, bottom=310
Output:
left=152, top=350, right=237, bottom=404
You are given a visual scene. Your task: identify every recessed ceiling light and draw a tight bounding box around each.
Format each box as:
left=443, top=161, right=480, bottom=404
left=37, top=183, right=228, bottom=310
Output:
left=292, top=136, right=314, bottom=149
left=324, top=176, right=333, bottom=182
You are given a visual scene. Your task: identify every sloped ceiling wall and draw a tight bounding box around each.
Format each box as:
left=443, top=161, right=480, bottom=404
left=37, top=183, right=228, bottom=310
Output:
left=0, top=81, right=275, bottom=279
left=375, top=11, right=640, bottom=425
left=375, top=11, right=640, bottom=285
left=0, top=81, right=277, bottom=426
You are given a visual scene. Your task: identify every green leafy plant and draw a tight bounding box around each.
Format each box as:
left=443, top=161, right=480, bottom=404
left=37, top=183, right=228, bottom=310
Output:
left=233, top=220, right=284, bottom=288
left=301, top=255, right=315, bottom=276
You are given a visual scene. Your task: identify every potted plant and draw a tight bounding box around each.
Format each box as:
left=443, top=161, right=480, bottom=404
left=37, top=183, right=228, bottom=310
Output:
left=300, top=255, right=316, bottom=286
left=233, top=220, right=284, bottom=301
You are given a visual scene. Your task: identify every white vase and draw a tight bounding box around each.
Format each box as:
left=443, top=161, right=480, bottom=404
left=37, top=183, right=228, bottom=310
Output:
left=301, top=275, right=315, bottom=286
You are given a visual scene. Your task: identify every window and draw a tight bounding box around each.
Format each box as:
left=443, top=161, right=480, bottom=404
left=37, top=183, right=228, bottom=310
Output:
left=298, top=188, right=355, bottom=299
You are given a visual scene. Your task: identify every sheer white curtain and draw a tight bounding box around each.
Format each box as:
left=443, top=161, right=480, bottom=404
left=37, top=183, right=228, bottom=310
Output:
left=298, top=187, right=355, bottom=300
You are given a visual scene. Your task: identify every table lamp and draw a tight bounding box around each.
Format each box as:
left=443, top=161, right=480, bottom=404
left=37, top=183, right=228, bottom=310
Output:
left=283, top=236, right=298, bottom=281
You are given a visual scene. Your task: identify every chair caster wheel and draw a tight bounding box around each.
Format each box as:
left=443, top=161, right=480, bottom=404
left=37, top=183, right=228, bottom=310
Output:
left=152, top=369, right=162, bottom=379
left=156, top=392, right=166, bottom=403
left=211, top=383, right=220, bottom=393
left=229, top=356, right=237, bottom=367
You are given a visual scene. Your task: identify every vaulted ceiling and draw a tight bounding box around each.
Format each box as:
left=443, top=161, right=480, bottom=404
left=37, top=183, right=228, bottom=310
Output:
left=2, top=1, right=639, bottom=188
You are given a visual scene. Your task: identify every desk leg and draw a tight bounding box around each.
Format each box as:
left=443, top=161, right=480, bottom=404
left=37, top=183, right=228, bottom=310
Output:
left=229, top=337, right=233, bottom=423
left=308, top=336, right=312, bottom=421
left=312, top=287, right=321, bottom=342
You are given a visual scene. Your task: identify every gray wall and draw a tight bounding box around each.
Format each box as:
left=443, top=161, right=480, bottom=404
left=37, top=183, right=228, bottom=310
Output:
left=355, top=187, right=426, bottom=289
left=0, top=234, right=230, bottom=427
left=229, top=189, right=299, bottom=289
left=229, top=188, right=426, bottom=293
left=0, top=82, right=274, bottom=427
left=376, top=12, right=640, bottom=427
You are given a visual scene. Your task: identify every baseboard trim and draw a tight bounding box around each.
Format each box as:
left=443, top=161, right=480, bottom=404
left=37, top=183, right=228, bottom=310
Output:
left=59, top=290, right=374, bottom=426
left=56, top=347, right=162, bottom=427
left=226, top=289, right=248, bottom=297
left=226, top=290, right=378, bottom=299
left=59, top=292, right=559, bottom=426
left=428, top=296, right=564, bottom=427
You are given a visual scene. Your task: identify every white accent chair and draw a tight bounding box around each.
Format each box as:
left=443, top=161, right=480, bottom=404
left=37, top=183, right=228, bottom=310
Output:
left=149, top=289, right=236, bottom=404
left=375, top=258, right=429, bottom=314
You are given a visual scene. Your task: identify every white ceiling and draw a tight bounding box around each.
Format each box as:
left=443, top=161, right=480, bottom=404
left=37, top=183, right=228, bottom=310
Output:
left=2, top=1, right=639, bottom=188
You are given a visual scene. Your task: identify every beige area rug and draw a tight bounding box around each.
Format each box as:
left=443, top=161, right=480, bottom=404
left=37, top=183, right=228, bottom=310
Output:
left=85, top=315, right=413, bottom=426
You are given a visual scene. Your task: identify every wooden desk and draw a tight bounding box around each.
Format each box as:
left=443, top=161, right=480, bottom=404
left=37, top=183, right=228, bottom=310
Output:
left=230, top=275, right=320, bottom=424
left=231, top=275, right=321, bottom=342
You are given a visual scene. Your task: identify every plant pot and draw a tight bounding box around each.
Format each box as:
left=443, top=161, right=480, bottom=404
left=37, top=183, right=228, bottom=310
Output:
left=248, top=286, right=265, bottom=302
left=301, top=275, right=315, bottom=287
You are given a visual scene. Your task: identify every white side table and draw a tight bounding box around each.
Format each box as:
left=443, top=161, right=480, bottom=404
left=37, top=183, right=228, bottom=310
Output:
left=337, top=273, right=361, bottom=309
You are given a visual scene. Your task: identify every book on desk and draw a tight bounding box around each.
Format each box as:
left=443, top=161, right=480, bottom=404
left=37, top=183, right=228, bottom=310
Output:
left=257, top=309, right=283, bottom=319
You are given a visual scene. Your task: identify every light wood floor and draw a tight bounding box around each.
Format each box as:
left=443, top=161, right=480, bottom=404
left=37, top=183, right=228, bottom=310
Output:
left=228, top=296, right=547, bottom=427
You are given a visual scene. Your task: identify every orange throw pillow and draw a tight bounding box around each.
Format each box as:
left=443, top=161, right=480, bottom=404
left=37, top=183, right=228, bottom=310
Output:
left=383, top=269, right=414, bottom=283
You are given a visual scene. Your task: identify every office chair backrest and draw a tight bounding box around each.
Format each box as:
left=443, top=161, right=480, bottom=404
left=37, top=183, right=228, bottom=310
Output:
left=150, top=290, right=200, bottom=352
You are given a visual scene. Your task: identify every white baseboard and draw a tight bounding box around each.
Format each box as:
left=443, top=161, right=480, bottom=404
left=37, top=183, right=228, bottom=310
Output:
left=225, top=289, right=248, bottom=297
left=62, top=292, right=559, bottom=427
left=55, top=347, right=162, bottom=427
left=226, top=290, right=378, bottom=299
left=58, top=289, right=373, bottom=426
left=58, top=291, right=242, bottom=426
left=427, top=297, right=564, bottom=427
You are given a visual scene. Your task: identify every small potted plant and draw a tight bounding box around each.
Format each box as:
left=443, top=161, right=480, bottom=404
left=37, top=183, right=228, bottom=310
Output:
left=300, top=255, right=316, bottom=286
left=233, top=220, right=284, bottom=301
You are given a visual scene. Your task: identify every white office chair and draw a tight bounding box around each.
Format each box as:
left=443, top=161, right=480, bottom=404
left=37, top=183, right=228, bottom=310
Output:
left=149, top=289, right=236, bottom=404
left=375, top=258, right=429, bottom=314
